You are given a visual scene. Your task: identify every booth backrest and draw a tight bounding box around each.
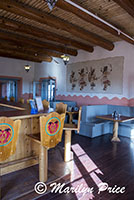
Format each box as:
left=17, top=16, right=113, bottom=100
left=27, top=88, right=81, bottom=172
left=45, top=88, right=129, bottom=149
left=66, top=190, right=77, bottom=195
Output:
left=81, top=104, right=134, bottom=123
left=81, top=105, right=108, bottom=122
left=107, top=105, right=131, bottom=116
left=130, top=107, right=134, bottom=117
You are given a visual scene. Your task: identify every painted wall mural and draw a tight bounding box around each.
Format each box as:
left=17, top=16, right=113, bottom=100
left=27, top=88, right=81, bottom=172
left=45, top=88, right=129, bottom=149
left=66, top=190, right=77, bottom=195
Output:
left=67, top=57, right=124, bottom=94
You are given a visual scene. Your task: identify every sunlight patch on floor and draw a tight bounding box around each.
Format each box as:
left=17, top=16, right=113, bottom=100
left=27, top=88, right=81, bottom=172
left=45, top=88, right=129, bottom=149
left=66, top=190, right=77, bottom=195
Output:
left=72, top=143, right=104, bottom=174
left=68, top=143, right=105, bottom=199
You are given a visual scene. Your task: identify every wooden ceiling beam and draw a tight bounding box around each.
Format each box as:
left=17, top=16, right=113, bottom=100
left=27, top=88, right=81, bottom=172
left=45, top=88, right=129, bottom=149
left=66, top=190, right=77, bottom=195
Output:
left=0, top=17, right=93, bottom=53
left=0, top=43, right=56, bottom=61
left=0, top=0, right=114, bottom=50
left=0, top=38, right=63, bottom=58
left=0, top=50, right=43, bottom=63
left=0, top=30, right=77, bottom=56
left=55, top=0, right=134, bottom=45
left=0, top=48, right=52, bottom=62
left=113, top=0, right=134, bottom=18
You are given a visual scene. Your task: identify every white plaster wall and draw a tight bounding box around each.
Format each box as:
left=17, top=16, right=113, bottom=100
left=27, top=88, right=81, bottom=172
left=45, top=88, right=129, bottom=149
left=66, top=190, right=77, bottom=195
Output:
left=28, top=40, right=134, bottom=100
left=34, top=58, right=66, bottom=95
left=64, top=41, right=134, bottom=99
left=0, top=41, right=133, bottom=99
left=0, top=57, right=35, bottom=94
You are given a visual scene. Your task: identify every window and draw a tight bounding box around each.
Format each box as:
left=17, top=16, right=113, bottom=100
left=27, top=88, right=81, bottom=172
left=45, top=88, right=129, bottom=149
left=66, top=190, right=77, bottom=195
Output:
left=0, top=78, right=18, bottom=101
left=33, top=78, right=56, bottom=102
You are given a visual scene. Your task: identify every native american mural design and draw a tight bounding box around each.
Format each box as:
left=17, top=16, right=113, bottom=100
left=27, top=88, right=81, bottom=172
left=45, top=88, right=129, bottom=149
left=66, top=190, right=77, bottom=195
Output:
left=87, top=67, right=99, bottom=90
left=100, top=64, right=112, bottom=91
left=70, top=70, right=77, bottom=90
left=67, top=57, right=124, bottom=94
left=78, top=68, right=88, bottom=90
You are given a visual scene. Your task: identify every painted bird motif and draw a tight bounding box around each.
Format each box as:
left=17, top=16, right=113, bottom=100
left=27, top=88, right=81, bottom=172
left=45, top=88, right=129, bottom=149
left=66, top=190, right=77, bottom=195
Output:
left=48, top=121, right=59, bottom=134
left=0, top=128, right=11, bottom=144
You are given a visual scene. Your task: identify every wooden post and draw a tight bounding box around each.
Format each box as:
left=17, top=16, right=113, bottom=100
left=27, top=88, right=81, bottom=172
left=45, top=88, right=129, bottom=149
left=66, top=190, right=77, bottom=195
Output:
left=39, top=145, right=48, bottom=182
left=64, top=130, right=72, bottom=162
left=111, top=121, right=120, bottom=142
left=69, top=113, right=73, bottom=124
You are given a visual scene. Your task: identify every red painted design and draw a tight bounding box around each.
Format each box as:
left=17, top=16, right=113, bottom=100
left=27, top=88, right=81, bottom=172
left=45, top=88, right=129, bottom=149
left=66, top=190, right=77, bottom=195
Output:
left=0, top=128, right=11, bottom=144
left=48, top=121, right=59, bottom=134
left=56, top=95, right=131, bottom=107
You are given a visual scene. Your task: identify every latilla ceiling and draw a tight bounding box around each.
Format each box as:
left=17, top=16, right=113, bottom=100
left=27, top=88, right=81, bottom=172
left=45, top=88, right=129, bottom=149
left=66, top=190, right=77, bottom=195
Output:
left=0, top=0, right=134, bottom=63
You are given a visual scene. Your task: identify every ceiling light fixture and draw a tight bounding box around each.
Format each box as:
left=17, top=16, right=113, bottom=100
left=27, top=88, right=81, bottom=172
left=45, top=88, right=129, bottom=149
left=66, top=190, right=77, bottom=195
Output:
left=61, top=54, right=70, bottom=65
left=45, top=0, right=58, bottom=10
left=24, top=64, right=31, bottom=72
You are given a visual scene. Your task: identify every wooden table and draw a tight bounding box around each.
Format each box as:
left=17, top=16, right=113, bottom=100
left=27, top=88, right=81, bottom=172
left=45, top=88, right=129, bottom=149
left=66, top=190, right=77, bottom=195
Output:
left=96, top=114, right=134, bottom=142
